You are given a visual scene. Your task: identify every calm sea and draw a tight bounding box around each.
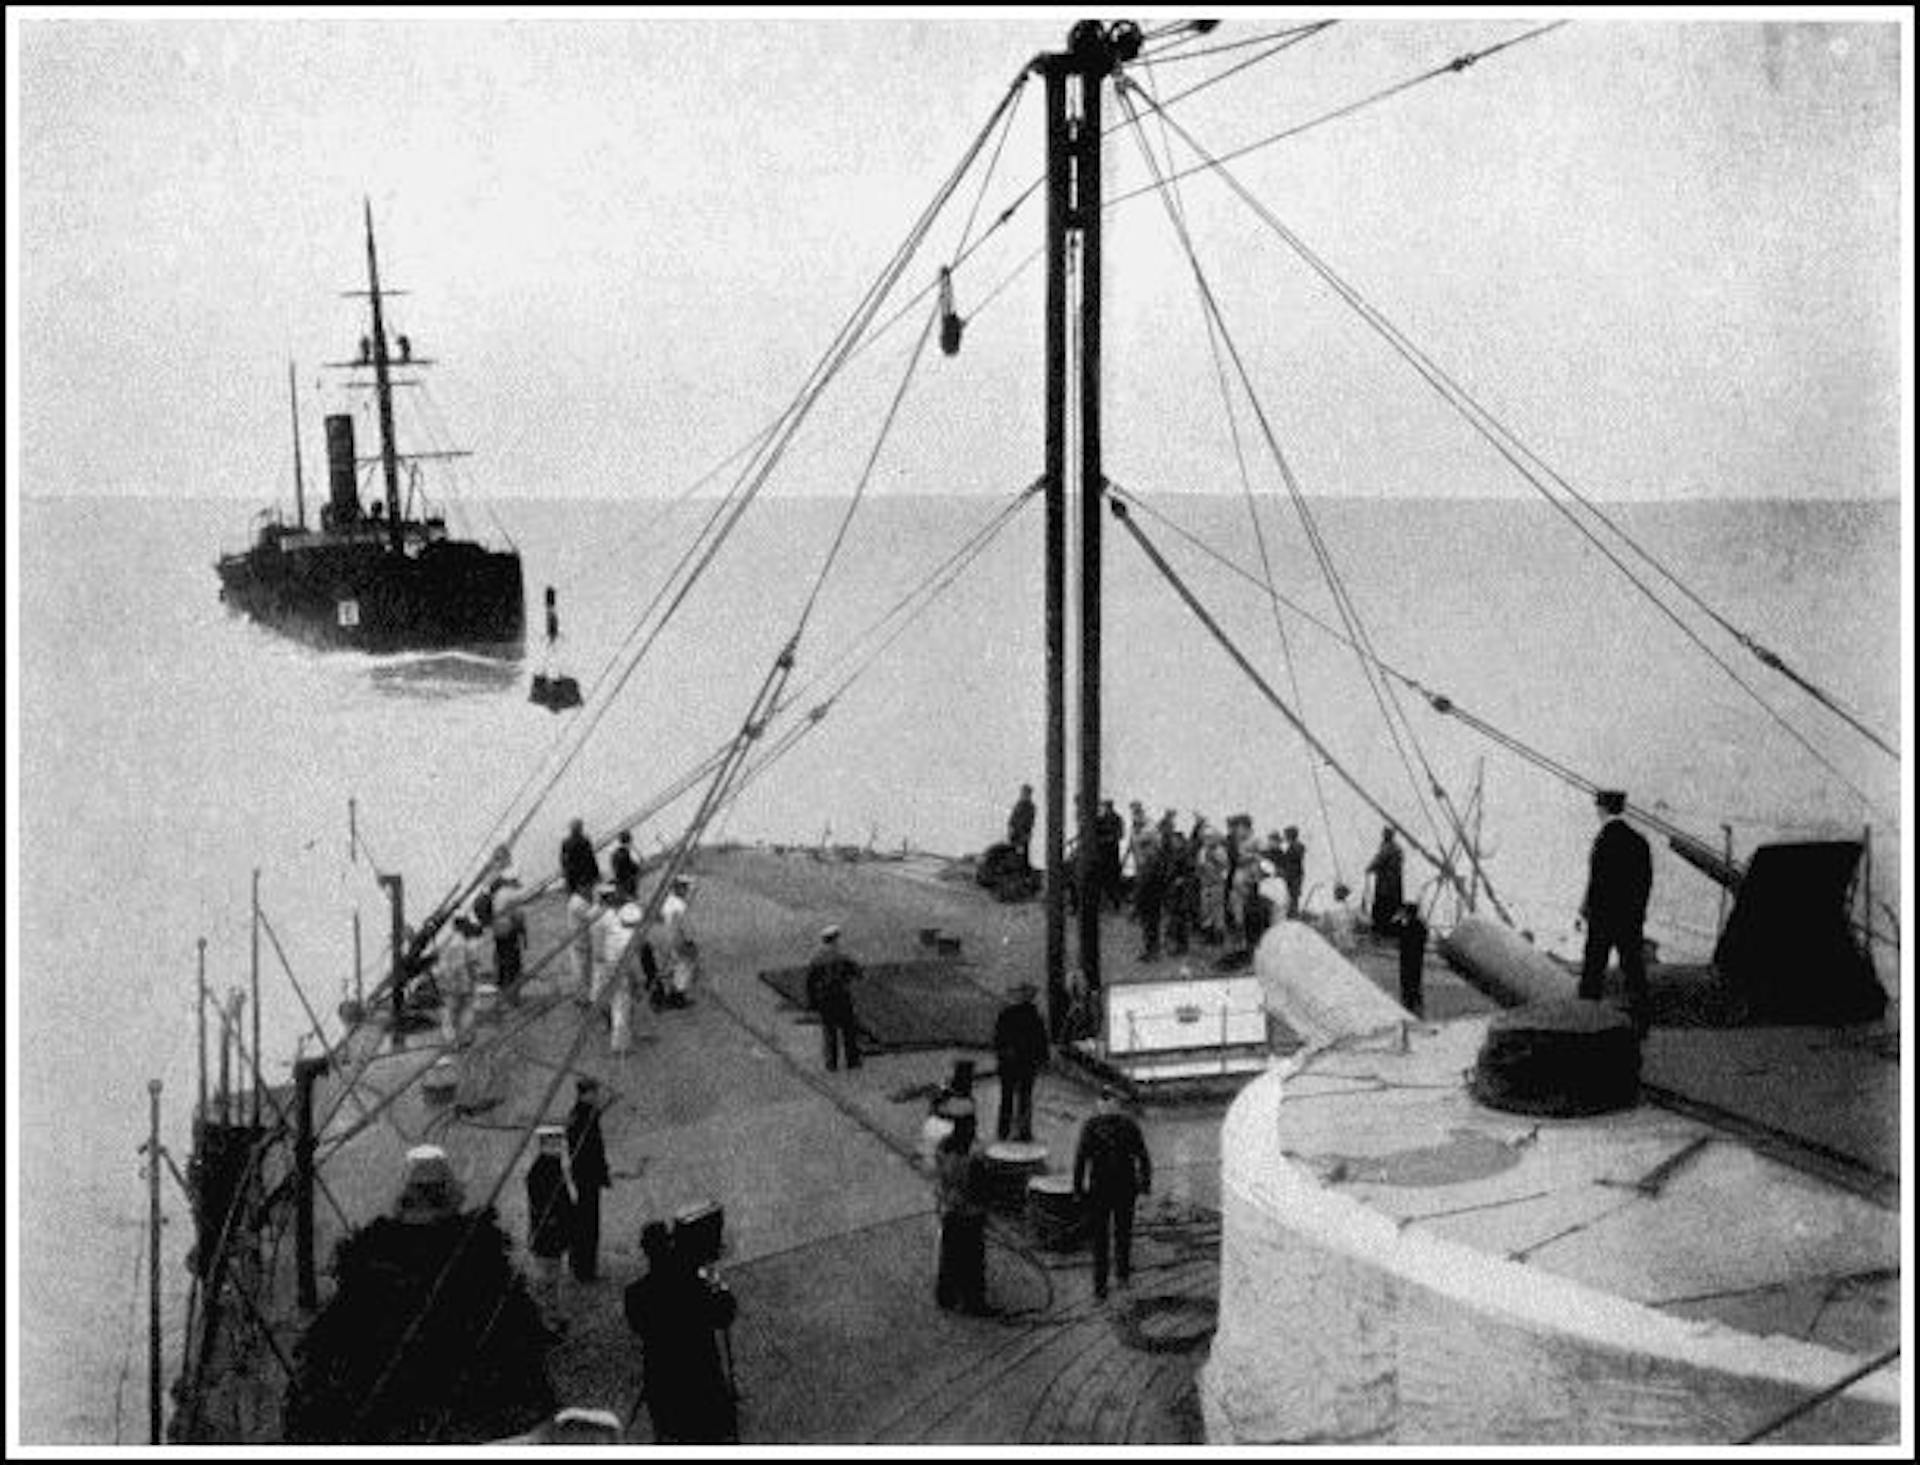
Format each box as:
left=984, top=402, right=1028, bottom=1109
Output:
left=13, top=490, right=1904, bottom=1442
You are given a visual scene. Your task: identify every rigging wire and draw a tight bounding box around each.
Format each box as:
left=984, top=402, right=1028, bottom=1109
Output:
left=1139, top=21, right=1337, bottom=66
left=852, top=18, right=1330, bottom=376
left=1133, top=53, right=1349, bottom=886
left=1103, top=478, right=1897, bottom=953
left=429, top=66, right=1035, bottom=932
left=794, top=296, right=944, bottom=636
left=1121, top=83, right=1890, bottom=817
left=110, top=1217, right=147, bottom=1445
left=347, top=623, right=803, bottom=1440
left=1107, top=493, right=1454, bottom=887
left=952, top=73, right=1028, bottom=267
left=1149, top=23, right=1338, bottom=108
left=344, top=78, right=1047, bottom=1420
left=578, top=480, right=1045, bottom=852
left=1109, top=21, right=1571, bottom=211
left=1114, top=82, right=1475, bottom=905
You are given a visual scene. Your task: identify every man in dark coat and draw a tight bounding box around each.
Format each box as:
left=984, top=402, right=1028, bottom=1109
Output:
left=1364, top=827, right=1404, bottom=934
left=524, top=1127, right=575, bottom=1332
left=1094, top=799, right=1127, bottom=911
left=1394, top=902, right=1429, bottom=1017
left=1007, top=783, right=1037, bottom=868
left=1162, top=831, right=1196, bottom=956
left=933, top=1104, right=991, bottom=1314
left=1274, top=826, right=1307, bottom=919
left=804, top=924, right=863, bottom=1071
left=565, top=1076, right=611, bottom=1282
left=491, top=891, right=528, bottom=1004
left=1579, top=789, right=1654, bottom=1036
left=1133, top=833, right=1167, bottom=960
left=992, top=980, right=1050, bottom=1142
left=560, top=817, right=600, bottom=897
left=1072, top=1087, right=1152, bottom=1301
left=609, top=830, right=641, bottom=901
left=624, top=1222, right=738, bottom=1443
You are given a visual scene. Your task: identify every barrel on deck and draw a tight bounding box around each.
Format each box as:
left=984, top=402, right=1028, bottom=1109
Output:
left=471, top=983, right=502, bottom=1027
left=422, top=1056, right=459, bottom=1105
left=1026, top=1174, right=1084, bottom=1251
left=981, top=1142, right=1048, bottom=1211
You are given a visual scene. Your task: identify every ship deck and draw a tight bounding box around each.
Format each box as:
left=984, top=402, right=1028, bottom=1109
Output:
left=175, top=845, right=1902, bottom=1445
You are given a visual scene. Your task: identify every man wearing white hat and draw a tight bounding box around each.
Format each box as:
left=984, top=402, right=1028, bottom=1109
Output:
left=805, top=924, right=863, bottom=1071
left=657, top=874, right=700, bottom=1008
left=437, top=916, right=481, bottom=1047
left=568, top=880, right=607, bottom=1007
left=603, top=902, right=646, bottom=1055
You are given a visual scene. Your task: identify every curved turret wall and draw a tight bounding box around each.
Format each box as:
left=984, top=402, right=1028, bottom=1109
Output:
left=1198, top=1066, right=1900, bottom=1446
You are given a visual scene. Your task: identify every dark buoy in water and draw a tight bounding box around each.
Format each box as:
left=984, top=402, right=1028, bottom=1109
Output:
left=530, top=672, right=582, bottom=711
left=530, top=585, right=583, bottom=712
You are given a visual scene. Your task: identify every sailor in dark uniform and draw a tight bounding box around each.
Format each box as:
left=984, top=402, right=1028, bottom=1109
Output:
left=1007, top=784, right=1037, bottom=868
left=1578, top=789, right=1654, bottom=1036
left=804, top=924, right=863, bottom=1071
left=560, top=818, right=600, bottom=897
left=565, top=1076, right=611, bottom=1282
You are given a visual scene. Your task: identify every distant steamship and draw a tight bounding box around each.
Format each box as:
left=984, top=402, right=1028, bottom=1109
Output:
left=215, top=204, right=523, bottom=653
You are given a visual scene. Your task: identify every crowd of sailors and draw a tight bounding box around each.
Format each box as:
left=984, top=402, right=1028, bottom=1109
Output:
left=1002, top=787, right=1416, bottom=963
left=429, top=818, right=702, bottom=1055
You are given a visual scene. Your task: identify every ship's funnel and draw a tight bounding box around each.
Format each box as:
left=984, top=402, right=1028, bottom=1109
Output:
left=325, top=414, right=360, bottom=525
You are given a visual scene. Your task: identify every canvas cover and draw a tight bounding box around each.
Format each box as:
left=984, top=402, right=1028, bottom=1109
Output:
left=1713, top=842, right=1885, bottom=1022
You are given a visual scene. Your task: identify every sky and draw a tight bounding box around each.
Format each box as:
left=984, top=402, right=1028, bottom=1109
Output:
left=5, top=8, right=1911, bottom=514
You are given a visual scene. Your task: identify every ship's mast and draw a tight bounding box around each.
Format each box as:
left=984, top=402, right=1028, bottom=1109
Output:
left=288, top=360, right=306, bottom=530
left=1038, top=20, right=1137, bottom=1036
left=362, top=200, right=405, bottom=555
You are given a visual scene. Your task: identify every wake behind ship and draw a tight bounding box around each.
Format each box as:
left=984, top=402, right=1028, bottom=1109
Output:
left=216, top=204, right=523, bottom=654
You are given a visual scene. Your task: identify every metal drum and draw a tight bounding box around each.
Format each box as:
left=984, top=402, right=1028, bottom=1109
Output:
left=422, top=1055, right=459, bottom=1106
left=981, top=1141, right=1048, bottom=1211
left=471, top=983, right=501, bottom=1026
left=1025, top=1174, right=1084, bottom=1251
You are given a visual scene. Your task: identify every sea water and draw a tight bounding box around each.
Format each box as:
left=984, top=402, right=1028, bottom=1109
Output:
left=12, top=491, right=1904, bottom=1442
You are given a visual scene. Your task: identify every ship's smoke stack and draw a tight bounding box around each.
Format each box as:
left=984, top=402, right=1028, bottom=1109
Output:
left=325, top=414, right=360, bottom=526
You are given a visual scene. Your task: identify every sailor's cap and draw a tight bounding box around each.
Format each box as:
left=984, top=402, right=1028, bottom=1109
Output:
left=535, top=1125, right=566, bottom=1146
left=820, top=923, right=841, bottom=941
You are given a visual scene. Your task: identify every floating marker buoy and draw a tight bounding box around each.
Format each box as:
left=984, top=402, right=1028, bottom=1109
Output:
left=938, top=267, right=964, bottom=356
left=530, top=583, right=583, bottom=710
left=530, top=672, right=583, bottom=712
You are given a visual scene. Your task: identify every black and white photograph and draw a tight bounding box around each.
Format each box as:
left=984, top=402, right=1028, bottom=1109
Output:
left=8, top=6, right=1910, bottom=1450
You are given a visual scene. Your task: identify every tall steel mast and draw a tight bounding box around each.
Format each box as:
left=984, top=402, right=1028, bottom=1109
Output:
left=362, top=200, right=405, bottom=555
left=1038, top=20, right=1139, bottom=1037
